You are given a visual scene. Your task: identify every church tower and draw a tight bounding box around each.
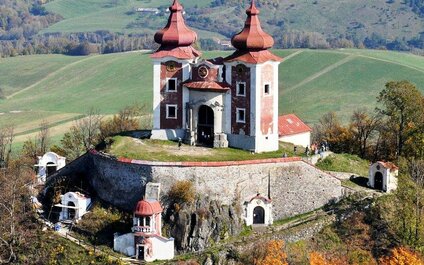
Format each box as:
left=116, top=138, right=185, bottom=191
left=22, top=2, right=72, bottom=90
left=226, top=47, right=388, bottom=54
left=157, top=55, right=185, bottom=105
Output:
left=150, top=0, right=282, bottom=153
left=223, top=0, right=282, bottom=152
left=151, top=0, right=201, bottom=138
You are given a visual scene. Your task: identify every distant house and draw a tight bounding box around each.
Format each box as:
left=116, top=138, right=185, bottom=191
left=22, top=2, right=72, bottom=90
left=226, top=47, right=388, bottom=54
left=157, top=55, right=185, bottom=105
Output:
left=368, top=161, right=399, bottom=192
left=136, top=7, right=160, bottom=14
left=278, top=114, right=311, bottom=148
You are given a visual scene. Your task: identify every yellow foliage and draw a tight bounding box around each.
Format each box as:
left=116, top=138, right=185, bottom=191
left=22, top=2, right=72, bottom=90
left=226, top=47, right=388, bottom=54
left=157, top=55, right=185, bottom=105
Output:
left=380, top=247, right=424, bottom=265
left=254, top=240, right=288, bottom=265
left=310, top=252, right=328, bottom=265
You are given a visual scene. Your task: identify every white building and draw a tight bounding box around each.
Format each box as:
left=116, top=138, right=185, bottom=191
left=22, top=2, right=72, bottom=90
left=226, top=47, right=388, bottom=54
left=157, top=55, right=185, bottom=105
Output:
left=278, top=114, right=311, bottom=148
left=244, top=194, right=273, bottom=226
left=114, top=183, right=174, bottom=262
left=35, top=152, right=66, bottom=183
left=368, top=161, right=399, bottom=192
left=150, top=0, right=282, bottom=153
left=56, top=192, right=91, bottom=221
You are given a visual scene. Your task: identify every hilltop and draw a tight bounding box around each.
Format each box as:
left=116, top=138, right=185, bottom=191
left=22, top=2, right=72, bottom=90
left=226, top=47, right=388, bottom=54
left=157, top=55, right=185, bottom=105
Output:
left=1, top=0, right=424, bottom=57
left=1, top=49, right=424, bottom=145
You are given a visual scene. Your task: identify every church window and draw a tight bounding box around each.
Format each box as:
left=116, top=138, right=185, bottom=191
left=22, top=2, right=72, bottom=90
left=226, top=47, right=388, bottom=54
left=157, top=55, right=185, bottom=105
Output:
left=237, top=82, right=246, bottom=96
left=166, top=78, right=177, bottom=92
left=166, top=105, right=177, bottom=119
left=264, top=84, right=270, bottom=95
left=236, top=108, right=246, bottom=123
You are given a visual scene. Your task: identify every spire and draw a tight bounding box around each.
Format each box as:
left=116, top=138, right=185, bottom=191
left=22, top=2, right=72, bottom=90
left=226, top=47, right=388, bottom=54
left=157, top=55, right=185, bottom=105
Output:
left=225, top=0, right=281, bottom=64
left=154, top=0, right=198, bottom=47
left=231, top=0, right=274, bottom=51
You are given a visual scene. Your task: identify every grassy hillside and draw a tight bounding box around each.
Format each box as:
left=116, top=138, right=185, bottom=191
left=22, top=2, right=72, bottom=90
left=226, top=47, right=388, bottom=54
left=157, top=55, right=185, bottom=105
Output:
left=1, top=49, right=423, bottom=145
left=40, top=0, right=424, bottom=44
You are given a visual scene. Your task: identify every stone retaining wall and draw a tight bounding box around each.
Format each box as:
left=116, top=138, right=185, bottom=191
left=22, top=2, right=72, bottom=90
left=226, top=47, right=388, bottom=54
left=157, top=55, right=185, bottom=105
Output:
left=73, top=151, right=342, bottom=220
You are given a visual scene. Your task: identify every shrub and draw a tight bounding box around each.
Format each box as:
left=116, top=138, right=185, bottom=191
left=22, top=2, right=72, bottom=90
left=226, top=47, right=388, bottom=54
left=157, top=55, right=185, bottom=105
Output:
left=167, top=180, right=196, bottom=205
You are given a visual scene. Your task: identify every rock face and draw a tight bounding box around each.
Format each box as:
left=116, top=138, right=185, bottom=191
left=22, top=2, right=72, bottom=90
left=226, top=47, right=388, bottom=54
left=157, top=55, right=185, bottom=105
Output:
left=164, top=198, right=243, bottom=253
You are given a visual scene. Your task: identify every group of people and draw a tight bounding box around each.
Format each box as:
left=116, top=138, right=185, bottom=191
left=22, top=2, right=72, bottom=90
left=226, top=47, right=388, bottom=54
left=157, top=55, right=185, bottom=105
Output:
left=289, top=142, right=329, bottom=158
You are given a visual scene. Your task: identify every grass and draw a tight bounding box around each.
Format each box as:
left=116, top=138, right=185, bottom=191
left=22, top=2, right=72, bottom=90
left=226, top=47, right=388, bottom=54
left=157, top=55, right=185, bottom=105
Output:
left=273, top=209, right=320, bottom=226
left=1, top=49, right=424, bottom=148
left=107, top=136, right=299, bottom=162
left=41, top=0, right=220, bottom=39
left=316, top=153, right=370, bottom=176
left=40, top=0, right=424, bottom=44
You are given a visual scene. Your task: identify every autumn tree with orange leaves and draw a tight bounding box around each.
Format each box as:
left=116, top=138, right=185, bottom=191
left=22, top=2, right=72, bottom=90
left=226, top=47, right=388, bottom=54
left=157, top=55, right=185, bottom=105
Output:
left=253, top=240, right=288, bottom=265
left=379, top=247, right=424, bottom=265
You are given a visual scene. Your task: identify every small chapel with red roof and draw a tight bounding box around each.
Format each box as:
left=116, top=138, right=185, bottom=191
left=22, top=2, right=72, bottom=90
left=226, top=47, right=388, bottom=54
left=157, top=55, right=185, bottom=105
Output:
left=151, top=0, right=282, bottom=153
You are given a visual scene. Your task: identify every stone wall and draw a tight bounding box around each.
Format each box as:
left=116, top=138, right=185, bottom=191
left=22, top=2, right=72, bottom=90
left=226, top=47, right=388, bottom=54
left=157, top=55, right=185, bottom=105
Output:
left=51, top=151, right=342, bottom=221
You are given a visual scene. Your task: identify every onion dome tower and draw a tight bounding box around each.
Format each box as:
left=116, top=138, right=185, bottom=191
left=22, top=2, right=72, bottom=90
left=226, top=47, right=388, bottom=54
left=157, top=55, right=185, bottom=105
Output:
left=223, top=0, right=282, bottom=153
left=151, top=0, right=201, bottom=59
left=226, top=0, right=281, bottom=63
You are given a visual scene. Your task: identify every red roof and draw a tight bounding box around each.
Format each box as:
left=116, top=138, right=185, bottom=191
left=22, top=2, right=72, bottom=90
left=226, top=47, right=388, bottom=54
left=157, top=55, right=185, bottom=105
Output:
left=152, top=0, right=201, bottom=59
left=249, top=193, right=272, bottom=203
left=184, top=81, right=230, bottom=92
left=226, top=0, right=282, bottom=64
left=151, top=46, right=201, bottom=60
left=279, top=114, right=311, bottom=136
left=377, top=161, right=399, bottom=170
left=134, top=200, right=163, bottom=216
left=225, top=50, right=282, bottom=64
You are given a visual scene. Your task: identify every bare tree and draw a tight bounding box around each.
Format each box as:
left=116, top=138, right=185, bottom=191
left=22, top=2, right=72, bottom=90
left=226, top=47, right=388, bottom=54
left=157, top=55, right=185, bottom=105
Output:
left=38, top=120, right=49, bottom=155
left=0, top=165, right=33, bottom=263
left=0, top=125, right=14, bottom=168
left=349, top=109, right=381, bottom=158
left=408, top=159, right=424, bottom=244
left=74, top=108, right=103, bottom=150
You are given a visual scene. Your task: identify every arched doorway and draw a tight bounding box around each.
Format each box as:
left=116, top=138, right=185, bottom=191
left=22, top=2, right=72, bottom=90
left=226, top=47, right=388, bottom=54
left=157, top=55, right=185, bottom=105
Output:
left=197, top=105, right=214, bottom=146
left=374, top=172, right=384, bottom=190
left=253, top=206, right=265, bottom=224
left=46, top=162, right=57, bottom=177
left=67, top=201, right=76, bottom=220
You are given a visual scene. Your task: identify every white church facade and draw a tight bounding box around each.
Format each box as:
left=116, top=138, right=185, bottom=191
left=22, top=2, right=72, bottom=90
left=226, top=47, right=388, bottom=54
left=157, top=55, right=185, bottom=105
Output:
left=150, top=0, right=282, bottom=153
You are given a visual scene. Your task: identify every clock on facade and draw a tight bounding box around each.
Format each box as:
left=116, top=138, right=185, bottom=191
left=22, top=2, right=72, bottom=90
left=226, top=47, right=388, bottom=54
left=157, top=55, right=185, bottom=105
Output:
left=198, top=66, right=209, bottom=78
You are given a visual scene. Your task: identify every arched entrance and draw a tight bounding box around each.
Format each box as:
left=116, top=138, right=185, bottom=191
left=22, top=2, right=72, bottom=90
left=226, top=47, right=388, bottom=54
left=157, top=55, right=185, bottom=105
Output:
left=253, top=206, right=265, bottom=224
left=374, top=172, right=384, bottom=190
left=46, top=162, right=57, bottom=177
left=67, top=201, right=76, bottom=220
left=197, top=105, right=214, bottom=146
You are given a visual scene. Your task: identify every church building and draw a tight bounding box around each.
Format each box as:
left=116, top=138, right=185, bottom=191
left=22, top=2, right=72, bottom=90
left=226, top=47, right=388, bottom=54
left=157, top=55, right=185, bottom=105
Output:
left=150, top=0, right=282, bottom=153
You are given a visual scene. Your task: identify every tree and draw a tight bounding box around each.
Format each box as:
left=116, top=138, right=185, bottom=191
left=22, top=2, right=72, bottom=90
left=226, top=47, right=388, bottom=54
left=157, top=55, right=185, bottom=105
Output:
left=0, top=125, right=14, bottom=168
left=38, top=120, right=50, bottom=155
left=99, top=103, right=145, bottom=141
left=379, top=247, right=424, bottom=265
left=408, top=159, right=424, bottom=246
left=74, top=108, right=103, bottom=150
left=349, top=109, right=381, bottom=158
left=313, top=112, right=353, bottom=153
left=254, top=240, right=288, bottom=265
left=0, top=163, right=34, bottom=263
left=377, top=81, right=424, bottom=159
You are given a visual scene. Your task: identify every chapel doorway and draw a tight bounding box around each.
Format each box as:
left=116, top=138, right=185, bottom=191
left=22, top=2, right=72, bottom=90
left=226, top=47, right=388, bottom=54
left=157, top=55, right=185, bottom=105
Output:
left=46, top=162, right=57, bottom=177
left=197, top=105, right=214, bottom=146
left=136, top=245, right=145, bottom=260
left=253, top=206, right=265, bottom=224
left=374, top=172, right=384, bottom=190
left=67, top=202, right=76, bottom=220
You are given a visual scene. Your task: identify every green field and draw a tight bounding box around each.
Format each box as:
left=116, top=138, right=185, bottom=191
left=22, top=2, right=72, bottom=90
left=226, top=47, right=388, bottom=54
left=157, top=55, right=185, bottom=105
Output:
left=1, top=49, right=424, bottom=146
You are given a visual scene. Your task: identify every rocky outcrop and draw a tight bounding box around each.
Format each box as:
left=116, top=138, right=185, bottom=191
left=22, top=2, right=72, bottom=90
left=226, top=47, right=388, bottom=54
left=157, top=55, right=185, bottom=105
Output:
left=164, top=197, right=243, bottom=253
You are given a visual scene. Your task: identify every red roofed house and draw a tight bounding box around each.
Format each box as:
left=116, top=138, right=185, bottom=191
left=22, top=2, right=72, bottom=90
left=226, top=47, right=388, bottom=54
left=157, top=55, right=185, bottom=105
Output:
left=114, top=183, right=174, bottom=261
left=278, top=114, right=312, bottom=148
left=150, top=0, right=282, bottom=153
